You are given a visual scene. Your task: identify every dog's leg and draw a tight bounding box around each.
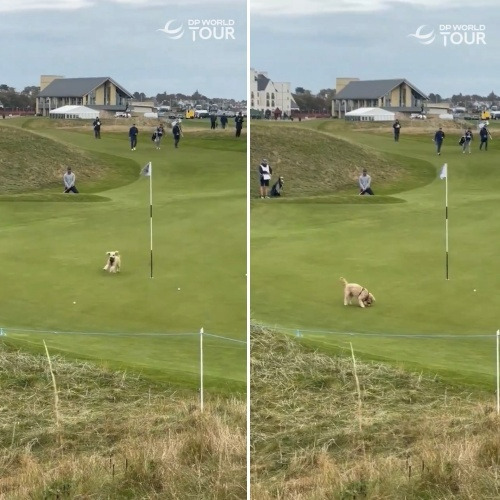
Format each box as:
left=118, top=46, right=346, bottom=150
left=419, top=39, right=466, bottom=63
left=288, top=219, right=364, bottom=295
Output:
left=358, top=297, right=365, bottom=308
left=344, top=290, right=350, bottom=306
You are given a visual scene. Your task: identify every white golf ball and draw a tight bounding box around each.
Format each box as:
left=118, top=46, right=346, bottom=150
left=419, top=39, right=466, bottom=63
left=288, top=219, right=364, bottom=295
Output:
left=473, top=289, right=477, bottom=292
left=73, top=301, right=76, bottom=304
left=177, top=288, right=181, bottom=291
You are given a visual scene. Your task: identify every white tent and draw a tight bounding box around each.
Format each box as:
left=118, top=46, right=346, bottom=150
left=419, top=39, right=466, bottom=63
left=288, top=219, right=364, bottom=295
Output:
left=49, top=105, right=100, bottom=120
left=345, top=107, right=395, bottom=122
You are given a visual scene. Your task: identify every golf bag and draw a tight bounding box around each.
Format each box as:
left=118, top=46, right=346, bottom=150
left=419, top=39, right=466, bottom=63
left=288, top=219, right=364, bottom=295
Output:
left=458, top=136, right=465, bottom=146
left=270, top=176, right=284, bottom=197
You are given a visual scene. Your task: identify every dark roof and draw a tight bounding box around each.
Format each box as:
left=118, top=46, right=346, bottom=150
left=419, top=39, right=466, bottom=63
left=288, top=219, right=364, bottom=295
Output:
left=335, top=79, right=427, bottom=100
left=256, top=73, right=270, bottom=92
left=39, top=77, right=133, bottom=98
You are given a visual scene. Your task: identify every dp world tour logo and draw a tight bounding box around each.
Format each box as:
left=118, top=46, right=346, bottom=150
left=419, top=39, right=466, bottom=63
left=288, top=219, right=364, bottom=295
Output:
left=408, top=25, right=435, bottom=44
left=158, top=18, right=235, bottom=41
left=408, top=24, right=486, bottom=46
left=157, top=20, right=184, bottom=39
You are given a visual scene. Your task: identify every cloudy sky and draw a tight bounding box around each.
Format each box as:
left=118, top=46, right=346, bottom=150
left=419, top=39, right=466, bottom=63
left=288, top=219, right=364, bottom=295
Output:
left=0, top=0, right=246, bottom=100
left=251, top=0, right=500, bottom=98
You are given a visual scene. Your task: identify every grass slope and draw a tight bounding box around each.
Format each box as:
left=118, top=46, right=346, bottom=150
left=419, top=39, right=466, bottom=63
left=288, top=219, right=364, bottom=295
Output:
left=1, top=117, right=246, bottom=392
left=0, top=343, right=246, bottom=499
left=250, top=118, right=500, bottom=387
left=0, top=125, right=137, bottom=194
left=251, top=326, right=500, bottom=499
left=250, top=122, right=435, bottom=197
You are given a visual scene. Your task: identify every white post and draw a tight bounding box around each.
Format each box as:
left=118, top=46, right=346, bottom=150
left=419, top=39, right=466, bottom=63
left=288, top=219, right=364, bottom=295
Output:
left=497, top=330, right=499, bottom=415
left=200, top=327, right=204, bottom=412
left=149, top=163, right=153, bottom=279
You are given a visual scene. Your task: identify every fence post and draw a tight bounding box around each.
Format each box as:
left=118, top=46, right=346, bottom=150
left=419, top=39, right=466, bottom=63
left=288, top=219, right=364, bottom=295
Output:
left=496, top=330, right=499, bottom=415
left=200, top=327, right=204, bottom=413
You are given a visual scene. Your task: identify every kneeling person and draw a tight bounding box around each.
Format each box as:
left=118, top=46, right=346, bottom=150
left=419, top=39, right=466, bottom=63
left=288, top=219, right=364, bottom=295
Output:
left=63, top=167, right=79, bottom=193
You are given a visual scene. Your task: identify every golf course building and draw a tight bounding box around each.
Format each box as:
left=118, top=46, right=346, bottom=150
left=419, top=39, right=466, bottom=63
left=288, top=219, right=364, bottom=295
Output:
left=250, top=68, right=292, bottom=117
left=36, top=75, right=133, bottom=117
left=332, top=78, right=428, bottom=118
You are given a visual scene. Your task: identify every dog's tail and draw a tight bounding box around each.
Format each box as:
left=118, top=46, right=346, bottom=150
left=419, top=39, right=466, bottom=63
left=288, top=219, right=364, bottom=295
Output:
left=340, top=277, right=348, bottom=286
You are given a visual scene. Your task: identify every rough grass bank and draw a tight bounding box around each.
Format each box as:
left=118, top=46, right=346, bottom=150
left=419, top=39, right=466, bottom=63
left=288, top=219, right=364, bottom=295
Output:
left=250, top=325, right=500, bottom=499
left=0, top=343, right=246, bottom=499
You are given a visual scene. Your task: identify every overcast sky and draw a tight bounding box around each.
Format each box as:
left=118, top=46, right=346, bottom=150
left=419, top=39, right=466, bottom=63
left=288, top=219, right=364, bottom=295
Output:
left=0, top=0, right=246, bottom=100
left=251, top=0, right=500, bottom=99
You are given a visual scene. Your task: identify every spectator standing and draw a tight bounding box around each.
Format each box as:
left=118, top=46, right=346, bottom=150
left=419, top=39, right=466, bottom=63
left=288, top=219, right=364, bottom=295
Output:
left=220, top=113, right=228, bottom=129
left=129, top=124, right=139, bottom=150
left=359, top=169, right=374, bottom=195
left=434, top=127, right=445, bottom=155
left=258, top=159, right=272, bottom=198
left=93, top=117, right=101, bottom=139
left=479, top=124, right=490, bottom=150
left=462, top=127, right=473, bottom=154
left=172, top=120, right=182, bottom=148
left=153, top=124, right=164, bottom=149
left=393, top=119, right=401, bottom=142
left=210, top=113, right=218, bottom=130
left=63, top=167, right=79, bottom=193
left=235, top=112, right=244, bottom=137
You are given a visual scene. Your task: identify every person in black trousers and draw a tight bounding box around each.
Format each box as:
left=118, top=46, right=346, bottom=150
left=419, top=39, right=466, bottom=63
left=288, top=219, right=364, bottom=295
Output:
left=235, top=112, right=244, bottom=137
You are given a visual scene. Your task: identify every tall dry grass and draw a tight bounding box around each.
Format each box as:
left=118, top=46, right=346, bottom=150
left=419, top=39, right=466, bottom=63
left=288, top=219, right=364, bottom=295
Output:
left=250, top=325, right=500, bottom=499
left=0, top=344, right=246, bottom=499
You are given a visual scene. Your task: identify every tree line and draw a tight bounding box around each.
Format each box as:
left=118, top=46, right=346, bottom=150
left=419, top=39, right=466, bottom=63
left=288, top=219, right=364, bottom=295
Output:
left=0, top=84, right=243, bottom=111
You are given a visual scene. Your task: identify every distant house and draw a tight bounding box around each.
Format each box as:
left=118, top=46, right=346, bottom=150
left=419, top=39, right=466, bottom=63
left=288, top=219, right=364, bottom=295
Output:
left=426, top=102, right=452, bottom=116
left=250, top=68, right=292, bottom=116
left=36, top=75, right=133, bottom=116
left=332, top=78, right=428, bottom=118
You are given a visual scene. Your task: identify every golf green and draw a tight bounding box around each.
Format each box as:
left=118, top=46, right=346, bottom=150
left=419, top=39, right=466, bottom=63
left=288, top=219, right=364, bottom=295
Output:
left=251, top=119, right=500, bottom=388
left=0, top=118, right=246, bottom=392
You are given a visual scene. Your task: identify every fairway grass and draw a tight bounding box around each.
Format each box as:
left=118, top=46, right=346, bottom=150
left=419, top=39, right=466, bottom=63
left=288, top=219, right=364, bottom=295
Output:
left=251, top=119, right=500, bottom=388
left=1, top=118, right=246, bottom=392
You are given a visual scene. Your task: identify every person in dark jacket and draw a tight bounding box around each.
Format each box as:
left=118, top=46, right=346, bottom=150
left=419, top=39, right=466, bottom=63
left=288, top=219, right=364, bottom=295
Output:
left=172, top=120, right=182, bottom=148
left=479, top=124, right=491, bottom=151
left=129, top=124, right=138, bottom=150
left=434, top=127, right=445, bottom=155
left=235, top=112, right=244, bottom=137
left=220, top=113, right=228, bottom=129
left=93, top=118, right=101, bottom=139
left=392, top=119, right=401, bottom=142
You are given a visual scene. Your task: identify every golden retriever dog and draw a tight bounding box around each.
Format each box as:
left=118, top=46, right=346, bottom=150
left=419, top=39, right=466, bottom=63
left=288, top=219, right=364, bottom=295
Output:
left=103, top=251, right=121, bottom=273
left=340, top=277, right=375, bottom=308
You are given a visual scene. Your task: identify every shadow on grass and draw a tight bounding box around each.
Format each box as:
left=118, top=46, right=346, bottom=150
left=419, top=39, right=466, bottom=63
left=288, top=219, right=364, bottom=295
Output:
left=0, top=193, right=111, bottom=202
left=252, top=194, right=405, bottom=205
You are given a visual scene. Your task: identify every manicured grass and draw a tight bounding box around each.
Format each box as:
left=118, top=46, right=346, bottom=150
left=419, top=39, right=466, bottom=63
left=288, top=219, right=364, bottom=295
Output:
left=1, top=117, right=246, bottom=392
left=250, top=119, right=500, bottom=388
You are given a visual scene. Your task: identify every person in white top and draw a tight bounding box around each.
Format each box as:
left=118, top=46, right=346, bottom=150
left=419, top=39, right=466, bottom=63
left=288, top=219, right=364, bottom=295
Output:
left=259, top=159, right=272, bottom=198
left=359, top=169, right=374, bottom=195
left=63, top=167, right=79, bottom=193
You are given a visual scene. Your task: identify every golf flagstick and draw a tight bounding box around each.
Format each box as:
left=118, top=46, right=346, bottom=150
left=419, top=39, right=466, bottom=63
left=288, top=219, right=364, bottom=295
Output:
left=440, top=163, right=449, bottom=280
left=141, top=162, right=153, bottom=278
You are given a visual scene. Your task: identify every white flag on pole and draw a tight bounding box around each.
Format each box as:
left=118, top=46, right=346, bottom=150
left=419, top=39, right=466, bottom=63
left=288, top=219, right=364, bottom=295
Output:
left=439, top=163, right=447, bottom=179
left=141, top=162, right=151, bottom=177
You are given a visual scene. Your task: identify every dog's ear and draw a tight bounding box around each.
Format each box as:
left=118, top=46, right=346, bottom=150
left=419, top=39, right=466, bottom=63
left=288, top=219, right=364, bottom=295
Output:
left=114, top=251, right=119, bottom=255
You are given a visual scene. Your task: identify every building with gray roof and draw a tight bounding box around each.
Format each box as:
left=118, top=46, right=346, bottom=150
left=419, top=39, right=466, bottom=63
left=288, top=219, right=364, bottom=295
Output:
left=332, top=78, right=428, bottom=118
left=36, top=76, right=133, bottom=116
